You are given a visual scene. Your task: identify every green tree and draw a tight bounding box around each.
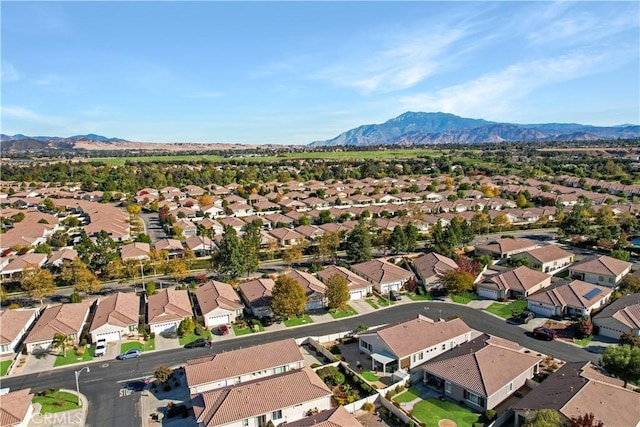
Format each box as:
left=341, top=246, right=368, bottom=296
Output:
left=154, top=365, right=174, bottom=384
left=441, top=269, right=474, bottom=295
left=145, top=281, right=156, bottom=296
left=516, top=193, right=528, bottom=208
left=569, top=413, right=603, bottom=427
left=619, top=332, right=640, bottom=348
left=282, top=241, right=307, bottom=267
left=242, top=221, right=262, bottom=276
left=346, top=223, right=372, bottom=263
left=270, top=275, right=306, bottom=319
left=404, top=223, right=419, bottom=251
left=33, top=243, right=52, bottom=256
left=325, top=273, right=350, bottom=310
left=318, top=210, right=333, bottom=225
left=20, top=265, right=56, bottom=305
left=610, top=249, right=630, bottom=261
left=213, top=226, right=245, bottom=279
left=389, top=226, right=407, bottom=254
left=61, top=258, right=101, bottom=295
left=523, top=409, right=565, bottom=427
left=559, top=201, right=592, bottom=236
left=0, top=285, right=7, bottom=303
left=51, top=333, right=69, bottom=357
left=600, top=344, right=640, bottom=387
left=177, top=317, right=195, bottom=338
left=318, top=231, right=340, bottom=263
left=166, top=258, right=188, bottom=282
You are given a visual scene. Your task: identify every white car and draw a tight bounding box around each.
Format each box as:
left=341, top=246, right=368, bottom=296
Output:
left=94, top=339, right=107, bottom=357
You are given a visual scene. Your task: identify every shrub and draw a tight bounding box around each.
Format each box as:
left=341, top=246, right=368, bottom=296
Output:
left=194, top=324, right=204, bottom=336
left=150, top=332, right=156, bottom=340
left=310, top=363, right=321, bottom=369
left=80, top=338, right=87, bottom=347
left=316, top=366, right=345, bottom=387
left=69, top=292, right=82, bottom=303
left=329, top=345, right=342, bottom=355
left=361, top=401, right=375, bottom=412
left=484, top=409, right=497, bottom=421
left=8, top=303, right=20, bottom=310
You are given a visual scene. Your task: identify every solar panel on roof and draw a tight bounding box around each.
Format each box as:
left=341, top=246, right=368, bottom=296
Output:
left=583, top=288, right=602, bottom=300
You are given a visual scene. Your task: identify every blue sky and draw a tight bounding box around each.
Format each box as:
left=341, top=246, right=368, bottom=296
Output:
left=2, top=1, right=639, bottom=145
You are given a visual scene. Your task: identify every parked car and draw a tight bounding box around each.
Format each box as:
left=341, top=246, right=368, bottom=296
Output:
left=533, top=327, right=558, bottom=341
left=218, top=324, right=229, bottom=335
left=94, top=338, right=107, bottom=357
left=519, top=310, right=536, bottom=324
left=184, top=338, right=210, bottom=349
left=262, top=316, right=274, bottom=327
left=389, top=290, right=401, bottom=301
left=116, top=349, right=141, bottom=360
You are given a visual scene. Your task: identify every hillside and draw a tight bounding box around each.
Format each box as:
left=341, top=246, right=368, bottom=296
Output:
left=309, top=112, right=640, bottom=146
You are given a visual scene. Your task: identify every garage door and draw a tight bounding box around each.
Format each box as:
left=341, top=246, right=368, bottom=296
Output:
left=207, top=314, right=230, bottom=327
left=95, top=331, right=121, bottom=343
left=306, top=299, right=324, bottom=310
left=350, top=290, right=364, bottom=301
left=150, top=322, right=178, bottom=334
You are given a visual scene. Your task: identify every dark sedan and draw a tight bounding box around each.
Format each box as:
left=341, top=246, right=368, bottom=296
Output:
left=184, top=338, right=211, bottom=349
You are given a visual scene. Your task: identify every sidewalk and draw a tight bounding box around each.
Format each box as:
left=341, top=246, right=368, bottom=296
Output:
left=28, top=389, right=88, bottom=427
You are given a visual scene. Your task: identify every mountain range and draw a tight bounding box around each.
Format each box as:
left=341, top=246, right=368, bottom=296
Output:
left=309, top=112, right=640, bottom=146
left=0, top=134, right=129, bottom=151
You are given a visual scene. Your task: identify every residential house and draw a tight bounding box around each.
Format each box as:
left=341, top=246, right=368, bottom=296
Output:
left=175, top=220, right=198, bottom=237
left=592, top=293, right=640, bottom=339
left=512, top=245, right=574, bottom=274
left=89, top=292, right=139, bottom=343
left=268, top=228, right=306, bottom=247
left=185, top=338, right=305, bottom=394
left=477, top=266, right=552, bottom=300
left=412, top=252, right=458, bottom=287
left=358, top=315, right=473, bottom=373
left=284, top=269, right=327, bottom=311
left=422, top=334, right=541, bottom=411
left=568, top=255, right=632, bottom=287
left=283, top=406, right=362, bottom=427
left=0, top=253, right=48, bottom=278
left=526, top=280, right=613, bottom=318
left=45, top=248, right=78, bottom=269
left=147, top=288, right=194, bottom=335
left=316, top=265, right=372, bottom=300
left=0, top=308, right=39, bottom=354
left=200, top=204, right=224, bottom=218
left=238, top=278, right=275, bottom=319
left=153, top=238, right=184, bottom=258
left=350, top=258, right=415, bottom=294
left=227, top=202, right=254, bottom=217
left=191, top=367, right=331, bottom=427
left=195, top=281, right=244, bottom=328
left=475, top=238, right=539, bottom=259
left=23, top=301, right=92, bottom=354
left=185, top=235, right=216, bottom=257
left=0, top=388, right=35, bottom=427
left=120, top=242, right=151, bottom=261
left=512, top=361, right=640, bottom=427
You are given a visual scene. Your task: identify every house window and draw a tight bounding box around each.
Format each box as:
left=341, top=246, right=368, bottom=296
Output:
left=445, top=381, right=451, bottom=394
left=272, top=410, right=282, bottom=420
left=506, top=382, right=513, bottom=393
left=234, top=377, right=241, bottom=384
left=598, top=276, right=604, bottom=282
left=464, top=390, right=485, bottom=407
left=242, top=420, right=249, bottom=427
left=274, top=366, right=284, bottom=374
left=361, top=340, right=372, bottom=351
left=413, top=352, right=424, bottom=362
left=442, top=344, right=446, bottom=350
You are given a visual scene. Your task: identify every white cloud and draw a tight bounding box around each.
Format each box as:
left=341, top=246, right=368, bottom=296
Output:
left=398, top=52, right=612, bottom=119
left=1, top=62, right=21, bottom=82
left=1, top=105, right=73, bottom=132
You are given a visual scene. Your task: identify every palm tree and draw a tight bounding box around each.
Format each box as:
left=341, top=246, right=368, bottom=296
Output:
left=51, top=333, right=69, bottom=357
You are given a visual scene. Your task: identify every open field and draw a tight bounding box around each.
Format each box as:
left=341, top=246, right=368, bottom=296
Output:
left=87, top=148, right=482, bottom=166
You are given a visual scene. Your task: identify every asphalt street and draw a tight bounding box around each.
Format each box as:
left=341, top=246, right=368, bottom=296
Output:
left=1, top=300, right=602, bottom=427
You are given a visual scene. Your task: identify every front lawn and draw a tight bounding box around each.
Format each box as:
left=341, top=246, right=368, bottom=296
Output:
left=365, top=299, right=379, bottom=309
left=361, top=370, right=378, bottom=382
left=375, top=296, right=394, bottom=307
left=411, top=398, right=480, bottom=427
left=284, top=315, right=314, bottom=327
left=409, top=292, right=433, bottom=301
left=53, top=346, right=94, bottom=367
left=485, top=300, right=528, bottom=319
left=393, top=387, right=422, bottom=403
left=0, top=360, right=12, bottom=376
left=33, top=391, right=80, bottom=413
left=451, top=292, right=477, bottom=304
left=574, top=336, right=593, bottom=347
left=120, top=339, right=155, bottom=353
left=179, top=330, right=212, bottom=346
left=330, top=305, right=357, bottom=319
